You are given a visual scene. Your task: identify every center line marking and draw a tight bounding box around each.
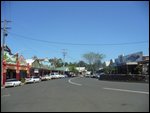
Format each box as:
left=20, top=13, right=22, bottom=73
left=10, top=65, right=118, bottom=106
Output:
left=68, top=77, right=82, bottom=86
left=103, top=87, right=149, bottom=94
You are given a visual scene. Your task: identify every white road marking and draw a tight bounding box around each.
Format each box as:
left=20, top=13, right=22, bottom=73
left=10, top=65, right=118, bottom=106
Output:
left=1, top=87, right=5, bottom=89
left=103, top=87, right=149, bottom=94
left=1, top=94, right=10, bottom=97
left=68, top=77, right=82, bottom=86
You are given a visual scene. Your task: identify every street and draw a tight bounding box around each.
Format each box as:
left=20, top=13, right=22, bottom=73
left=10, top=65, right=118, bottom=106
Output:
left=1, top=77, right=149, bottom=112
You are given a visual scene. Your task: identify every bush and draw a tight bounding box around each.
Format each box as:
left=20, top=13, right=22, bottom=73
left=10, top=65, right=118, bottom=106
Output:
left=20, top=78, right=25, bottom=83
left=99, top=74, right=146, bottom=82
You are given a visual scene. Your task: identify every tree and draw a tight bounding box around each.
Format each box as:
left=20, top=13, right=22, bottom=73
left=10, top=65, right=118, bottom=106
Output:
left=68, top=62, right=78, bottom=67
left=49, top=58, right=63, bottom=68
left=108, top=59, right=115, bottom=74
left=109, top=59, right=114, bottom=67
left=103, top=66, right=111, bottom=74
left=94, top=60, right=103, bottom=71
left=83, top=52, right=105, bottom=74
left=102, top=59, right=117, bottom=74
left=69, top=65, right=78, bottom=74
left=102, top=62, right=106, bottom=68
left=77, top=60, right=87, bottom=67
left=134, top=65, right=142, bottom=74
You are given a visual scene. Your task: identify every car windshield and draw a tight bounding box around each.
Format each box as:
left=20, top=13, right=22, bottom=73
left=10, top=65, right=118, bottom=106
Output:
left=26, top=77, right=32, bottom=78
left=33, top=76, right=39, bottom=78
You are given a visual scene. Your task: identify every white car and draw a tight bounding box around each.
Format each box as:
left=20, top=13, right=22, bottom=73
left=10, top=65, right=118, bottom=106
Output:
left=50, top=74, right=60, bottom=79
left=5, top=78, right=22, bottom=87
left=45, top=75, right=52, bottom=80
left=41, top=75, right=51, bottom=81
left=40, top=75, right=47, bottom=81
left=58, top=75, right=64, bottom=78
left=59, top=74, right=67, bottom=78
left=25, top=76, right=41, bottom=84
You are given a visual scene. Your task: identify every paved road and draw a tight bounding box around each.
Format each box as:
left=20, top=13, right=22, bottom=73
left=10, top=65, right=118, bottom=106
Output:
left=1, top=77, right=149, bottom=112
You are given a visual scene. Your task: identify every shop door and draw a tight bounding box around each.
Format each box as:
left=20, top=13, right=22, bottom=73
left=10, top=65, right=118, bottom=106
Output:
left=6, top=69, right=16, bottom=79
left=20, top=70, right=27, bottom=78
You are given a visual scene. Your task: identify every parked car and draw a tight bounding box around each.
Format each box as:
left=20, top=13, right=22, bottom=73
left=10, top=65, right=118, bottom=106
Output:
left=98, top=73, right=105, bottom=80
left=41, top=75, right=51, bottom=81
left=50, top=73, right=62, bottom=79
left=85, top=74, right=91, bottom=78
left=91, top=74, right=98, bottom=78
left=64, top=74, right=68, bottom=78
left=50, top=74, right=60, bottom=79
left=45, top=74, right=52, bottom=80
left=40, top=76, right=47, bottom=81
left=59, top=74, right=68, bottom=78
left=25, top=76, right=41, bottom=84
left=5, top=78, right=22, bottom=87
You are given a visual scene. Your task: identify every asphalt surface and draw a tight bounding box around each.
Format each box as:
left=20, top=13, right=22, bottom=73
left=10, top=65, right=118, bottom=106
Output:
left=1, top=77, right=149, bottom=112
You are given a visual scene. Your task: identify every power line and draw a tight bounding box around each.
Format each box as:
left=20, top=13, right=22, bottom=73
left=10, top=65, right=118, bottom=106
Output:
left=8, top=34, right=69, bottom=57
left=8, top=32, right=148, bottom=46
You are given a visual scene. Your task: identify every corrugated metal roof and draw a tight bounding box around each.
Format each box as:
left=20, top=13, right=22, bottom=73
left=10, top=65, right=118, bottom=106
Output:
left=54, top=67, right=69, bottom=71
left=26, top=59, right=35, bottom=65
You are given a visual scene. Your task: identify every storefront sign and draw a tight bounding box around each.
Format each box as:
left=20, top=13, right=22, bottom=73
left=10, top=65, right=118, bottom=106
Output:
left=6, top=66, right=17, bottom=70
left=19, top=67, right=27, bottom=70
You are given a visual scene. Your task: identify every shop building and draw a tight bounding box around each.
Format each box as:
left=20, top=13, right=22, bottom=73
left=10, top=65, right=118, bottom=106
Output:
left=2, top=45, right=30, bottom=85
left=114, top=51, right=149, bottom=74
left=26, top=58, right=52, bottom=77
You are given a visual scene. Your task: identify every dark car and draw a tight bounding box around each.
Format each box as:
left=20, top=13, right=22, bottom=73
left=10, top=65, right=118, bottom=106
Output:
left=98, top=73, right=105, bottom=80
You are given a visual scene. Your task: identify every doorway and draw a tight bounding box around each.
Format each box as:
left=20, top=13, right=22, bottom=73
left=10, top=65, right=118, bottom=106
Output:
left=6, top=69, right=16, bottom=79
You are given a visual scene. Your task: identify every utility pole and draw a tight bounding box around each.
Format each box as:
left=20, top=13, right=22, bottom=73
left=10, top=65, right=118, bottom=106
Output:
left=62, top=49, right=67, bottom=74
left=1, top=19, right=11, bottom=86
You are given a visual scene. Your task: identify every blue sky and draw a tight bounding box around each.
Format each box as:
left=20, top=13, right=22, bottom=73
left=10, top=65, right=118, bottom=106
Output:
left=1, top=1, right=149, bottom=63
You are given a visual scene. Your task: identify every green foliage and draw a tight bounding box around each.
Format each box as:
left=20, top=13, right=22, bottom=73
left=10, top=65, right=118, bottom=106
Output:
left=77, top=61, right=87, bottom=67
left=102, top=62, right=106, bottom=68
left=83, top=52, right=105, bottom=65
left=103, top=66, right=110, bottom=74
left=83, top=52, right=105, bottom=74
left=20, top=78, right=25, bottom=83
left=103, top=66, right=117, bottom=74
left=69, top=65, right=78, bottom=74
left=49, top=58, right=63, bottom=68
left=109, top=59, right=114, bottom=67
left=134, top=65, right=142, bottom=74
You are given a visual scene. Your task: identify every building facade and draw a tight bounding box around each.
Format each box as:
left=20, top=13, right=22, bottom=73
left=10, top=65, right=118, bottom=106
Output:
left=2, top=46, right=30, bottom=85
left=114, top=52, right=149, bottom=74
